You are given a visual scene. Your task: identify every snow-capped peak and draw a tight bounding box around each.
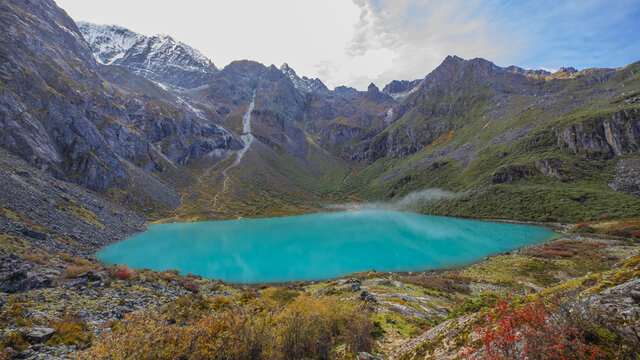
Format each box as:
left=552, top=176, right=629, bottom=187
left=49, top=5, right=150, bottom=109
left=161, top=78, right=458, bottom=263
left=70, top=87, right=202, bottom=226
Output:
left=279, top=63, right=329, bottom=94
left=77, top=22, right=217, bottom=89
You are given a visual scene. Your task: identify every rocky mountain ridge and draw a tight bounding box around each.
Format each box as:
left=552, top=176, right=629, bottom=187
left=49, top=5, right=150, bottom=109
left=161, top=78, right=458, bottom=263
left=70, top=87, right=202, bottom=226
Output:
left=1, top=0, right=639, bottom=223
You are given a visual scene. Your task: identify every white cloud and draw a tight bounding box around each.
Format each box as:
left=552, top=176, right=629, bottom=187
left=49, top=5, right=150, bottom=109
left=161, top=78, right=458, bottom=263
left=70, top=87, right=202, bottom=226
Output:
left=55, top=0, right=521, bottom=90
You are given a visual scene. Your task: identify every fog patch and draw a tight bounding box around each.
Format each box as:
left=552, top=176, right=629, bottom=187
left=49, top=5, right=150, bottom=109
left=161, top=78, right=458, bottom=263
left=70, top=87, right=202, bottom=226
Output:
left=327, top=188, right=454, bottom=211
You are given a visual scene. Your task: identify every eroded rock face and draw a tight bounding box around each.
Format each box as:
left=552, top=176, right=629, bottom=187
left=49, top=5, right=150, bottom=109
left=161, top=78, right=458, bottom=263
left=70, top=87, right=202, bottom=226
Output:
left=491, top=165, right=531, bottom=184
left=609, top=157, right=640, bottom=197
left=382, top=79, right=422, bottom=96
left=534, top=158, right=566, bottom=180
left=555, top=109, right=640, bottom=158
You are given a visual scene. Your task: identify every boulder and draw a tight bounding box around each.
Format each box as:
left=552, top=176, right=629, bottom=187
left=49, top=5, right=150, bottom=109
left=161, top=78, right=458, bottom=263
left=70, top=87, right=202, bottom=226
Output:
left=358, top=352, right=385, bottom=360
left=21, top=327, right=56, bottom=343
left=0, top=269, right=56, bottom=293
left=360, top=290, right=377, bottom=303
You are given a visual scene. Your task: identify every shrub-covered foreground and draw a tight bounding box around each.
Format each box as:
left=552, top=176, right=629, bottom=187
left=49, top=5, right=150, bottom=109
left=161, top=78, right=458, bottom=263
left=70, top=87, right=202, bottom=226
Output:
left=83, top=294, right=373, bottom=360
left=464, top=298, right=604, bottom=360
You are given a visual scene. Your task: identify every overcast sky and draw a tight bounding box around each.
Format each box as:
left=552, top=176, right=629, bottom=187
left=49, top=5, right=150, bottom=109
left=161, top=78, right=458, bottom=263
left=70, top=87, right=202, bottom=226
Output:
left=56, top=0, right=640, bottom=90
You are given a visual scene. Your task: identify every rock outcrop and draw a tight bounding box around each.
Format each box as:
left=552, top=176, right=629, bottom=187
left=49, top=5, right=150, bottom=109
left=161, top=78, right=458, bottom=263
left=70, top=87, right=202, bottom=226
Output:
left=555, top=109, right=640, bottom=158
left=491, top=165, right=532, bottom=184
left=576, top=278, right=640, bottom=352
left=534, top=158, right=567, bottom=180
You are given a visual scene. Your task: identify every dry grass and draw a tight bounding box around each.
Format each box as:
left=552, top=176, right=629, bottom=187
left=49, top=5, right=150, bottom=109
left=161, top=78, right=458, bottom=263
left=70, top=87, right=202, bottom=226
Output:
left=528, top=240, right=604, bottom=260
left=63, top=264, right=97, bottom=278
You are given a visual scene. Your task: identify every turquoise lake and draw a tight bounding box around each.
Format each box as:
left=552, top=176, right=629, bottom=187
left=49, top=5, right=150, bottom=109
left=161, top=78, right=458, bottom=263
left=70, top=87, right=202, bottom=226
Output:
left=96, top=210, right=559, bottom=283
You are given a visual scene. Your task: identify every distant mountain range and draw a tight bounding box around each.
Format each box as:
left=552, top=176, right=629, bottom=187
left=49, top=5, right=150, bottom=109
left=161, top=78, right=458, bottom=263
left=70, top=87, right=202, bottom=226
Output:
left=0, top=0, right=638, bottom=229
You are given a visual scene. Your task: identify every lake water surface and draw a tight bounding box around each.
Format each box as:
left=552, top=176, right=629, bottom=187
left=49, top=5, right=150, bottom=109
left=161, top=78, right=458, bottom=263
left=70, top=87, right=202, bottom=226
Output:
left=96, top=210, right=558, bottom=283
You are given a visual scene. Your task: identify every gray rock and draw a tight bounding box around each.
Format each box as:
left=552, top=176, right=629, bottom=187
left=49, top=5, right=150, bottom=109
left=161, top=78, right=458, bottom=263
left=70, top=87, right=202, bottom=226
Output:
left=375, top=279, right=395, bottom=287
left=360, top=290, right=377, bottom=303
left=21, top=327, right=56, bottom=343
left=358, top=352, right=385, bottom=360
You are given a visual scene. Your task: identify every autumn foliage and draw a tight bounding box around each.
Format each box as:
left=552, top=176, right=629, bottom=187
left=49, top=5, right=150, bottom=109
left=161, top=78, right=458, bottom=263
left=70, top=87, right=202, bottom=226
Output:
left=83, top=295, right=374, bottom=360
left=465, top=298, right=603, bottom=360
left=110, top=265, right=136, bottom=280
left=182, top=280, right=200, bottom=293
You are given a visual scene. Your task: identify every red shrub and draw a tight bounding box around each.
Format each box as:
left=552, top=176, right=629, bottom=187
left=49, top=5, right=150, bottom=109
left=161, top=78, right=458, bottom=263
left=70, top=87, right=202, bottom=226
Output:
left=632, top=232, right=640, bottom=238
left=464, top=298, right=604, bottom=360
left=577, top=222, right=589, bottom=228
left=600, top=214, right=608, bottom=220
left=182, top=280, right=200, bottom=293
left=114, top=266, right=135, bottom=280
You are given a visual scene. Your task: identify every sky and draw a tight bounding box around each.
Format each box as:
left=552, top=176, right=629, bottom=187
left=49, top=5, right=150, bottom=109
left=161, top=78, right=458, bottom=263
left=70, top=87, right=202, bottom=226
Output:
left=56, top=0, right=640, bottom=90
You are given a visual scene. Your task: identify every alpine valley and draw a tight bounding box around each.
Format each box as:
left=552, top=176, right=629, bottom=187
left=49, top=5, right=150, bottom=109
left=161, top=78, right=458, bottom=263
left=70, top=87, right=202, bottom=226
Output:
left=0, top=1, right=639, bottom=359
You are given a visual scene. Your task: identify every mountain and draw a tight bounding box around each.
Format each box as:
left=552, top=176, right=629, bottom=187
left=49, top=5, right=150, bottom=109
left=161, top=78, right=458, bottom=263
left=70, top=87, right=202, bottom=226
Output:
left=77, top=22, right=218, bottom=88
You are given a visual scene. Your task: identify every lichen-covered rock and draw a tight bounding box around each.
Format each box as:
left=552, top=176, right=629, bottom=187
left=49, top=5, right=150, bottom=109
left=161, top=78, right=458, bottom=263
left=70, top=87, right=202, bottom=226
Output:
left=391, top=314, right=479, bottom=360
left=576, top=278, right=640, bottom=352
left=358, top=351, right=385, bottom=360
